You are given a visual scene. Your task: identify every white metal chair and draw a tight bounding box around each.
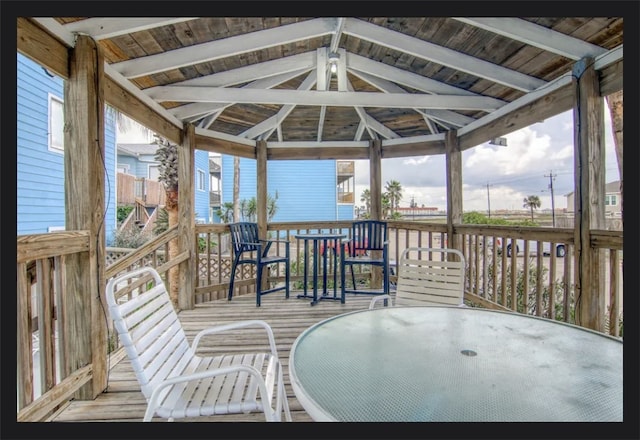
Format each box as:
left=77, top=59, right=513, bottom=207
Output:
left=105, top=267, right=291, bottom=422
left=370, top=247, right=466, bottom=309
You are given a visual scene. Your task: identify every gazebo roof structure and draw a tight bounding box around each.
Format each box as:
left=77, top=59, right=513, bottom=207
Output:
left=30, top=16, right=623, bottom=158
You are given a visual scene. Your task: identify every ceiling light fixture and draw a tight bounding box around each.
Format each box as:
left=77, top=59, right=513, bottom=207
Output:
left=328, top=52, right=340, bottom=74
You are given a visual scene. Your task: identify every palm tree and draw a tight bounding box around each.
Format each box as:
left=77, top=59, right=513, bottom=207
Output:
left=523, top=195, right=541, bottom=221
left=382, top=193, right=392, bottom=219
left=385, top=180, right=403, bottom=215
left=216, top=202, right=235, bottom=223
left=154, top=135, right=180, bottom=309
left=360, top=189, right=371, bottom=217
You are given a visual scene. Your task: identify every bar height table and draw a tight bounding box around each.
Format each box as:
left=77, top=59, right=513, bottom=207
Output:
left=294, top=233, right=346, bottom=306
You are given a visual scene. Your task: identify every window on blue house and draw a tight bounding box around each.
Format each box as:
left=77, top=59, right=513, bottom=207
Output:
left=48, top=93, right=64, bottom=153
left=337, top=161, right=355, bottom=203
left=197, top=169, right=205, bottom=191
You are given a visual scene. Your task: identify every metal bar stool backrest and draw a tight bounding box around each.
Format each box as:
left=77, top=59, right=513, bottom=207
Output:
left=230, top=222, right=261, bottom=256
left=350, top=220, right=388, bottom=256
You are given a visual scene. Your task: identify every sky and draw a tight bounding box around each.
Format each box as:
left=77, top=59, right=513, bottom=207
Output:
left=354, top=105, right=620, bottom=212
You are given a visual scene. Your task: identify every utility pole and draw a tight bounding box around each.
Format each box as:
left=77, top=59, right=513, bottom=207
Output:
left=544, top=170, right=557, bottom=227
left=486, top=183, right=492, bottom=218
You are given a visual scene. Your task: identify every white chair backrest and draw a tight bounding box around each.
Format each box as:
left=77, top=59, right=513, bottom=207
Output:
left=105, top=267, right=193, bottom=400
left=394, top=247, right=466, bottom=307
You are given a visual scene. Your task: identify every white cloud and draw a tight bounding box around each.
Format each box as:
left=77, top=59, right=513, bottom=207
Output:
left=351, top=106, right=620, bottom=212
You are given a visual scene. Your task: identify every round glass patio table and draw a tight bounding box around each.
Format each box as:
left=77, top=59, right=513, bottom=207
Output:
left=288, top=306, right=623, bottom=422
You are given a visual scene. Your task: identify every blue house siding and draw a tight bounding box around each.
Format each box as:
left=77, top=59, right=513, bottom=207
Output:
left=194, top=150, right=210, bottom=222
left=104, top=108, right=117, bottom=242
left=337, top=204, right=354, bottom=220
left=17, top=53, right=117, bottom=243
left=221, top=156, right=340, bottom=222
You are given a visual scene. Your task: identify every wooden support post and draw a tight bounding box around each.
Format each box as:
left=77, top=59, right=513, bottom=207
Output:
left=446, top=130, right=463, bottom=253
left=573, top=57, right=606, bottom=332
left=369, top=139, right=382, bottom=288
left=62, top=35, right=107, bottom=399
left=257, top=140, right=268, bottom=239
left=257, top=140, right=268, bottom=290
left=369, top=139, right=382, bottom=221
left=178, top=125, right=195, bottom=310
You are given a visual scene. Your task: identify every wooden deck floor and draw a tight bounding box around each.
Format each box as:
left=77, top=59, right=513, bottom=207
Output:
left=49, top=291, right=378, bottom=423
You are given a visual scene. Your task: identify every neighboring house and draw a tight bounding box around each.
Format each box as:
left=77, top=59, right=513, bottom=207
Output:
left=565, top=180, right=622, bottom=217
left=209, top=155, right=222, bottom=223
left=17, top=52, right=117, bottom=242
left=220, top=156, right=355, bottom=222
left=117, top=143, right=211, bottom=223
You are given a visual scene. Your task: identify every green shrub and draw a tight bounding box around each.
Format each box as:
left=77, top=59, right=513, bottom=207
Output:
left=111, top=227, right=151, bottom=248
left=117, top=205, right=134, bottom=225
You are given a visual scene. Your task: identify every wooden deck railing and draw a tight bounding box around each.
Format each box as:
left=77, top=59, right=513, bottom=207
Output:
left=17, top=231, right=92, bottom=421
left=17, top=220, right=623, bottom=420
left=193, top=220, right=623, bottom=336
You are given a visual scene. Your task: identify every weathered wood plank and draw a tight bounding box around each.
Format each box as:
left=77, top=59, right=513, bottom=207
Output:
left=446, top=131, right=462, bottom=252
left=17, top=18, right=70, bottom=79
left=64, top=35, right=108, bottom=399
left=18, top=365, right=93, bottom=422
left=17, top=262, right=34, bottom=409
left=178, top=125, right=196, bottom=310
left=573, top=58, right=606, bottom=331
left=459, top=82, right=574, bottom=151
left=267, top=146, right=370, bottom=160
left=104, top=76, right=182, bottom=145
left=17, top=232, right=91, bottom=263
left=195, top=133, right=256, bottom=158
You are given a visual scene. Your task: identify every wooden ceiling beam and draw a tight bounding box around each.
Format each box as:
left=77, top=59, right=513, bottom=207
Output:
left=112, top=18, right=335, bottom=78
left=343, top=18, right=546, bottom=92
left=195, top=129, right=256, bottom=158
left=240, top=71, right=318, bottom=139
left=347, top=53, right=476, bottom=96
left=18, top=18, right=70, bottom=79
left=171, top=68, right=313, bottom=120
left=267, top=146, right=370, bottom=160
left=350, top=69, right=475, bottom=129
left=149, top=86, right=505, bottom=110
left=61, top=17, right=199, bottom=41
left=452, top=17, right=607, bottom=60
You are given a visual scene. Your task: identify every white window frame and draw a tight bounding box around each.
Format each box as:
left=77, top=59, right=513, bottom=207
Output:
left=48, top=226, right=65, bottom=232
left=197, top=168, right=206, bottom=191
left=605, top=194, right=618, bottom=206
left=48, top=93, right=64, bottom=153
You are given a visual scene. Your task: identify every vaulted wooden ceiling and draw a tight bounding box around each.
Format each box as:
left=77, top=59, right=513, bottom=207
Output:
left=32, top=17, right=623, bottom=152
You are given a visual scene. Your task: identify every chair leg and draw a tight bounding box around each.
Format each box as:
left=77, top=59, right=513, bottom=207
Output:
left=256, top=264, right=263, bottom=307
left=350, top=266, right=356, bottom=291
left=285, top=260, right=290, bottom=299
left=228, top=257, right=240, bottom=301
left=341, top=260, right=346, bottom=303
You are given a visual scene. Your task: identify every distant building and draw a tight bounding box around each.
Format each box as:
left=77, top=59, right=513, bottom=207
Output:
left=396, top=206, right=440, bottom=219
left=219, top=157, right=355, bottom=222
left=117, top=143, right=211, bottom=223
left=565, top=180, right=622, bottom=217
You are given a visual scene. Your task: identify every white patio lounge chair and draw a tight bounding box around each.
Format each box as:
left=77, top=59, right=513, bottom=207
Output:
left=370, top=247, right=466, bottom=309
left=105, top=266, right=291, bottom=422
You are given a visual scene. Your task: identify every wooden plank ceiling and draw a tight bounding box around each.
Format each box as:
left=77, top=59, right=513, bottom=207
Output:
left=41, top=17, right=623, bottom=144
